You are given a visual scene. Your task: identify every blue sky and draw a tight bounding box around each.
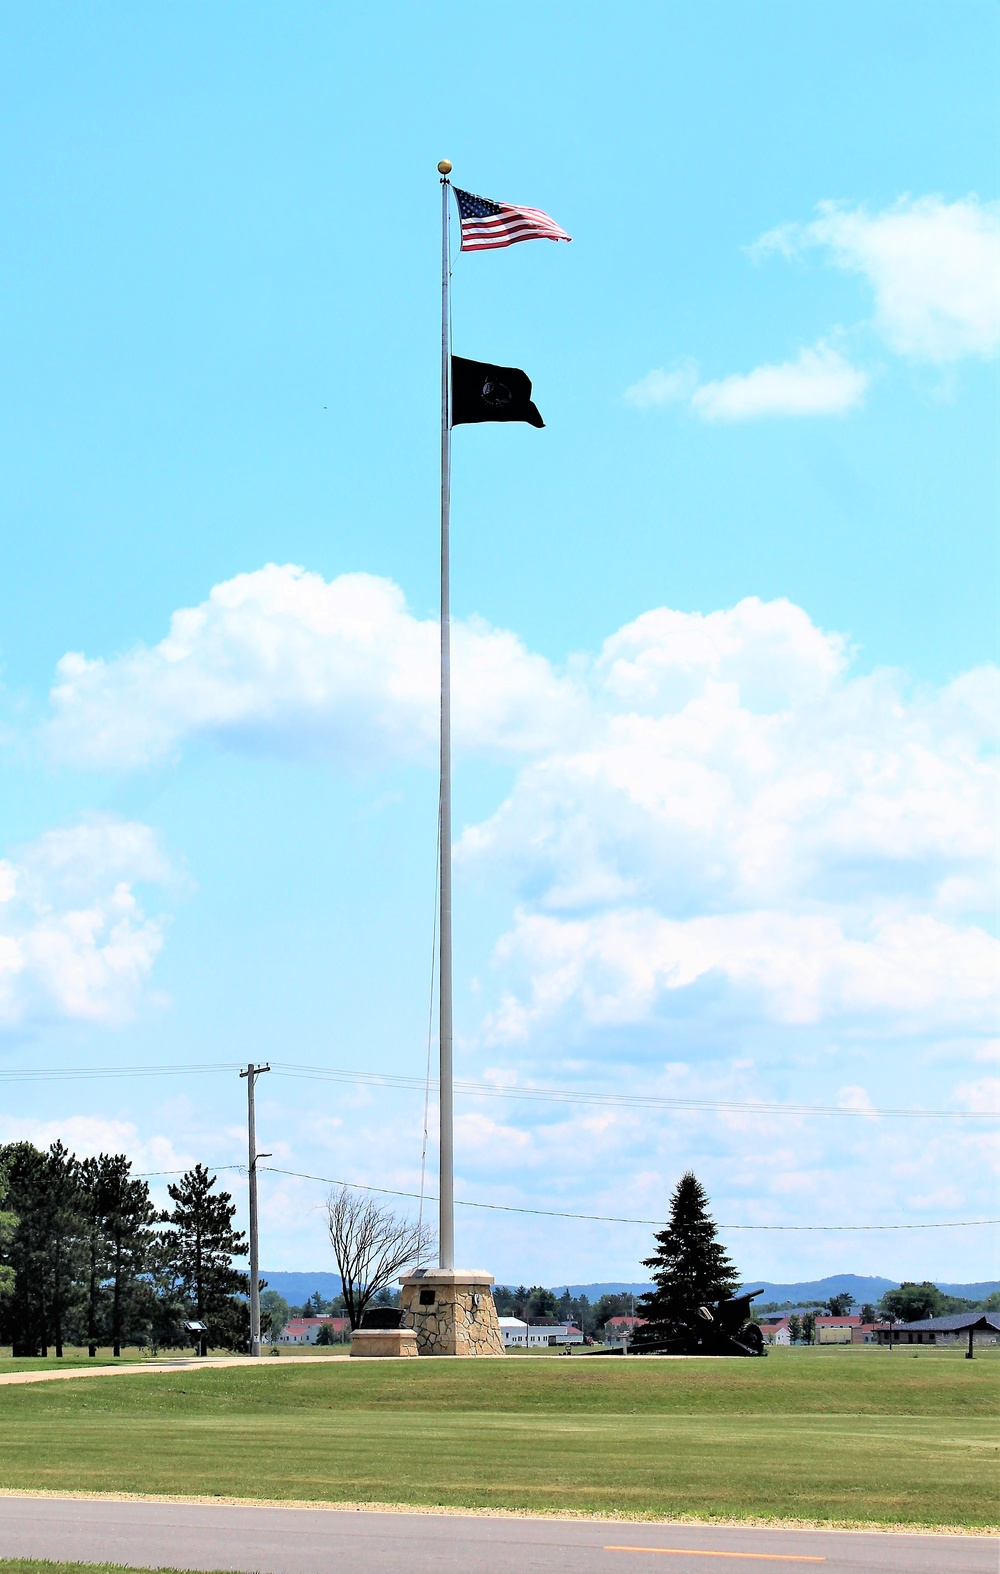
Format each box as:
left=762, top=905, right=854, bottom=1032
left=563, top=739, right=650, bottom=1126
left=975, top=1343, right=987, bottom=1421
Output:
left=0, top=2, right=997, bottom=1287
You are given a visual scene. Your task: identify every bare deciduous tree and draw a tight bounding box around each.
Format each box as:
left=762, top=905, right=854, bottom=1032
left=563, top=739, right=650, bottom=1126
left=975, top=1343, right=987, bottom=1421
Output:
left=326, top=1186, right=434, bottom=1329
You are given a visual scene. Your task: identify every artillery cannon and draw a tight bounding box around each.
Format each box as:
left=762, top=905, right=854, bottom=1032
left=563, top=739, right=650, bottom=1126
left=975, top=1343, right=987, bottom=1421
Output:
left=627, top=1289, right=767, bottom=1357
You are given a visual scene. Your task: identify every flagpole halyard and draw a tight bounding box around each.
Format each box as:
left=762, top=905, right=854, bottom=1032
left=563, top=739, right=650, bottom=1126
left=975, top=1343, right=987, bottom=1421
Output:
left=438, top=162, right=455, bottom=1272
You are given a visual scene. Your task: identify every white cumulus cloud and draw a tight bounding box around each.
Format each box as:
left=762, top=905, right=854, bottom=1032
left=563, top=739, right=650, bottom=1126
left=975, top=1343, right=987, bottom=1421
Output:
left=624, top=361, right=700, bottom=408
left=0, top=817, right=170, bottom=1029
left=459, top=597, right=1000, bottom=1045
left=39, top=573, right=1000, bottom=1060
left=755, top=194, right=1000, bottom=362
left=486, top=907, right=998, bottom=1040
left=627, top=193, right=998, bottom=421
left=690, top=342, right=868, bottom=421
left=0, top=1113, right=191, bottom=1174
left=625, top=344, right=867, bottom=422
left=46, top=564, right=581, bottom=769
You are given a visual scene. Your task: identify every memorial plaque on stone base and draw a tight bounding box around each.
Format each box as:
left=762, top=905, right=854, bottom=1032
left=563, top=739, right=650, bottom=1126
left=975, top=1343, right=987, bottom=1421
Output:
left=349, top=1306, right=419, bottom=1358
left=399, top=1269, right=505, bottom=1356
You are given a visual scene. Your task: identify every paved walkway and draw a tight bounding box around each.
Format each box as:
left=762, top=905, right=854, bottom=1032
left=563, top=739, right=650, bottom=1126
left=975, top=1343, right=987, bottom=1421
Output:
left=0, top=1352, right=675, bottom=1385
left=0, top=1496, right=993, bottom=1573
left=0, top=1354, right=348, bottom=1385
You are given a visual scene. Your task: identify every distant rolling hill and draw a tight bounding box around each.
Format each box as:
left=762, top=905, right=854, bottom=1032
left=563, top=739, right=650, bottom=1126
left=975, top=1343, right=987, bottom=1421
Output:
left=936, top=1281, right=1000, bottom=1300
left=545, top=1275, right=1000, bottom=1303
left=264, top=1270, right=1000, bottom=1306
left=733, top=1275, right=1000, bottom=1304
left=261, top=1271, right=342, bottom=1303
left=737, top=1275, right=896, bottom=1304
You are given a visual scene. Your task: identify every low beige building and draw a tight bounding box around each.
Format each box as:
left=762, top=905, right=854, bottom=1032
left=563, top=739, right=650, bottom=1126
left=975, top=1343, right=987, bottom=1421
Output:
left=815, top=1316, right=861, bottom=1344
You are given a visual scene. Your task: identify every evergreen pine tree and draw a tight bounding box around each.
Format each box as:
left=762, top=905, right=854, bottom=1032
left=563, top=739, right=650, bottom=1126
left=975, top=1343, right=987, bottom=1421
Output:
left=41, top=1142, right=85, bottom=1357
left=158, top=1165, right=249, bottom=1351
left=0, top=1142, right=87, bottom=1356
left=0, top=1144, right=46, bottom=1353
left=0, top=1157, right=16, bottom=1305
left=79, top=1155, right=157, bottom=1355
left=79, top=1156, right=111, bottom=1357
left=105, top=1156, right=157, bottom=1354
left=527, top=1286, right=557, bottom=1319
left=638, top=1172, right=739, bottom=1323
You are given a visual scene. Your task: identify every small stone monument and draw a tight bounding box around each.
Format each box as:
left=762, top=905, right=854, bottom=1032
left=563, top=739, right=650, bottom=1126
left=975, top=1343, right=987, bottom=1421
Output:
left=399, top=1268, right=505, bottom=1356
left=349, top=1306, right=418, bottom=1359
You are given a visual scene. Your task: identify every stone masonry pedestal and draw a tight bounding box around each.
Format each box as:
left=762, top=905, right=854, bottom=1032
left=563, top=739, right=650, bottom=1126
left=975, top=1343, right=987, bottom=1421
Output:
left=399, top=1269, right=505, bottom=1356
left=349, top=1326, right=418, bottom=1358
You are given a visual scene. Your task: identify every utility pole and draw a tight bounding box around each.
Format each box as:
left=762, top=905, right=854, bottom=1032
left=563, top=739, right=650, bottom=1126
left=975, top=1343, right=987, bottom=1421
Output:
left=240, top=1063, right=271, bottom=1356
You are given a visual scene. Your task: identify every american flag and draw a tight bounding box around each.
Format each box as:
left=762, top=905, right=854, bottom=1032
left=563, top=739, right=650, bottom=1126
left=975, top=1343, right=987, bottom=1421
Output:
left=454, top=187, right=571, bottom=252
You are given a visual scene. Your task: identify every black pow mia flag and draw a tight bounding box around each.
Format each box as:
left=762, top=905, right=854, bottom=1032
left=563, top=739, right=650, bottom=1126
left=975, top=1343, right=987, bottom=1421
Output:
left=451, top=356, right=545, bottom=429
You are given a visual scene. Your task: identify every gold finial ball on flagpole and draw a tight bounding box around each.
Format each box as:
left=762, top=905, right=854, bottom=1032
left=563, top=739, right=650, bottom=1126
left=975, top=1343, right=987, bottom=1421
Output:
left=437, top=159, right=453, bottom=175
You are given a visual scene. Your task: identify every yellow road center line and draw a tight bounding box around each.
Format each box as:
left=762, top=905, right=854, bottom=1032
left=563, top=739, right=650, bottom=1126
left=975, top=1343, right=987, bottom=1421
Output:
left=604, top=1550, right=825, bottom=1563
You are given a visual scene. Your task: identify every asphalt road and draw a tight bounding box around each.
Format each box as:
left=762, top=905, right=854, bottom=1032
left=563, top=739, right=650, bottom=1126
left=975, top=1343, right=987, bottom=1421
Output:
left=0, top=1496, right=994, bottom=1573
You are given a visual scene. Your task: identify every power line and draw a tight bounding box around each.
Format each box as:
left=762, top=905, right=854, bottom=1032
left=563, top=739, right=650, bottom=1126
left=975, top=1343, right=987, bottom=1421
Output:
left=270, top=1064, right=998, bottom=1120
left=0, top=1062, right=240, bottom=1082
left=2, top=1058, right=995, bottom=1121
left=135, top=1165, right=245, bottom=1177
left=259, top=1164, right=999, bottom=1232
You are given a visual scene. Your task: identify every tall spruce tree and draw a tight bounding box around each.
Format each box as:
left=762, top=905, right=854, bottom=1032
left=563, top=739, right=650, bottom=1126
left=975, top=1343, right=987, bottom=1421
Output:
left=43, top=1142, right=86, bottom=1357
left=0, top=1141, right=85, bottom=1356
left=639, top=1172, right=739, bottom=1323
left=79, top=1155, right=156, bottom=1355
left=79, top=1156, right=110, bottom=1357
left=158, top=1165, right=249, bottom=1351
left=103, top=1156, right=156, bottom=1355
left=0, top=1157, right=16, bottom=1305
left=2, top=1143, right=56, bottom=1354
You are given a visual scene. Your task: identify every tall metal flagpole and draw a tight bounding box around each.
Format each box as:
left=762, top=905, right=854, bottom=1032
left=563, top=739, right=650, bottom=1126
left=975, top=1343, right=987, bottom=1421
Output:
left=437, top=159, right=454, bottom=1272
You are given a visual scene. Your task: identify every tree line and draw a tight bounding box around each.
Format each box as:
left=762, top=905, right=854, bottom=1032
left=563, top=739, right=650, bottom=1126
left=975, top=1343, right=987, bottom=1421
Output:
left=492, top=1284, right=640, bottom=1336
left=0, top=1142, right=256, bottom=1356
left=879, top=1281, right=999, bottom=1318
left=266, top=1268, right=1000, bottom=1346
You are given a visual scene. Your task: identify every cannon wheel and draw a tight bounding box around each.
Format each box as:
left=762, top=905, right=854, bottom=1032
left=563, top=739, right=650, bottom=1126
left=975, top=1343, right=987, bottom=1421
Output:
left=739, top=1321, right=765, bottom=1355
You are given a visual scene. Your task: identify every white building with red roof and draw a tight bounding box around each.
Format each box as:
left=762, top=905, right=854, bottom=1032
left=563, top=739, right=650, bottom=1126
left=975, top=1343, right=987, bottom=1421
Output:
left=277, top=1316, right=351, bottom=1345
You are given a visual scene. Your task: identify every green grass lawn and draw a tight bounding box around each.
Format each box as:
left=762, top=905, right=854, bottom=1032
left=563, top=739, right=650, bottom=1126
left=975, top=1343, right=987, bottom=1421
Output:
left=0, top=1346, right=996, bottom=1528
left=0, top=1351, right=160, bottom=1375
